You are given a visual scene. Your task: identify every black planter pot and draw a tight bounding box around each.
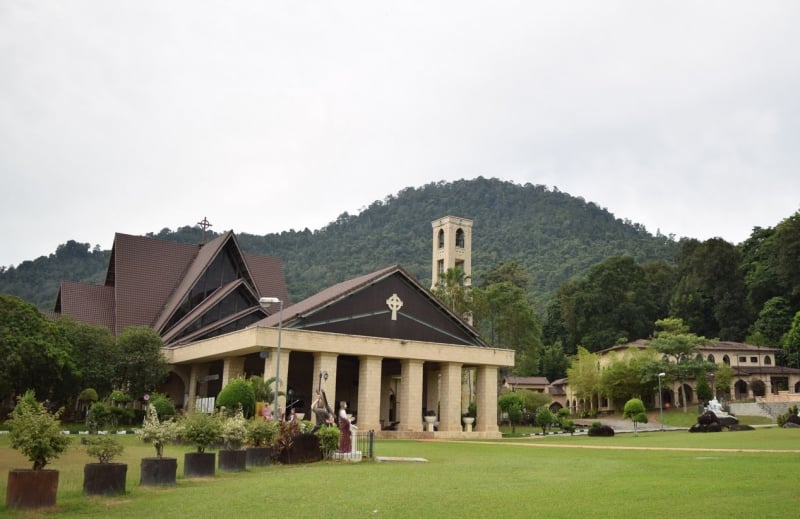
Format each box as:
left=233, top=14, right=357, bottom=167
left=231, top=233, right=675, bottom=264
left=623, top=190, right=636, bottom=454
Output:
left=246, top=446, right=273, bottom=467
left=218, top=450, right=247, bottom=472
left=84, top=463, right=127, bottom=495
left=6, top=469, right=59, bottom=509
left=184, top=452, right=216, bottom=478
left=140, top=457, right=177, bottom=486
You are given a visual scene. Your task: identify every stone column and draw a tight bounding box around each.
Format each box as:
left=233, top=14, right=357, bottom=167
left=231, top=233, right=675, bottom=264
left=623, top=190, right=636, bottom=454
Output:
left=425, top=368, right=440, bottom=414
left=263, top=348, right=291, bottom=418
left=221, top=356, right=245, bottom=388
left=357, top=355, right=383, bottom=433
left=313, top=352, right=339, bottom=409
left=439, top=362, right=463, bottom=432
left=187, top=365, right=199, bottom=412
left=476, top=365, right=499, bottom=433
left=398, top=359, right=424, bottom=432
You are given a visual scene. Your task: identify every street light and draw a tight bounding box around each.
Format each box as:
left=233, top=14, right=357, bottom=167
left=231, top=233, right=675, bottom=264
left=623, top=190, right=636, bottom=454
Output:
left=657, top=372, right=666, bottom=430
left=259, top=297, right=283, bottom=419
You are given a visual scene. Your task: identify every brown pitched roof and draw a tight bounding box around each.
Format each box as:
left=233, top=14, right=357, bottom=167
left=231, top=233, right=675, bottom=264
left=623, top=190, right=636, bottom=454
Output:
left=55, top=281, right=116, bottom=332
left=503, top=376, right=550, bottom=386
left=254, top=264, right=488, bottom=347
left=257, top=265, right=399, bottom=327
left=110, top=233, right=199, bottom=334
left=54, top=230, right=287, bottom=345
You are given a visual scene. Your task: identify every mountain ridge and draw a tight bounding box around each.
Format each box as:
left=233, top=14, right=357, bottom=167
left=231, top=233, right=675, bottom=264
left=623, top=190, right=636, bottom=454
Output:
left=1, top=177, right=681, bottom=310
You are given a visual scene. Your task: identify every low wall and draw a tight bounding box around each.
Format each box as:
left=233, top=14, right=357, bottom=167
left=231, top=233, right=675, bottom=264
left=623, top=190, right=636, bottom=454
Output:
left=730, top=400, right=799, bottom=419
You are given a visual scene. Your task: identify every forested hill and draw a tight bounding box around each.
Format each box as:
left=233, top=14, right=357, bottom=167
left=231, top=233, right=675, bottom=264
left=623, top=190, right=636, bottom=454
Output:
left=1, top=177, right=681, bottom=310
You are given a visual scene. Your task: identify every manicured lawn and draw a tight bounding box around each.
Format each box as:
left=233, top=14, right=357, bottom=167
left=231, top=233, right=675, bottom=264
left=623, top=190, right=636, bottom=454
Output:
left=1, top=429, right=798, bottom=518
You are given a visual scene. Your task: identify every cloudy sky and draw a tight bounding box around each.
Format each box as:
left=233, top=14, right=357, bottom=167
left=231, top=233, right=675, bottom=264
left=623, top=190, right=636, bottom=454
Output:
left=2, top=1, right=799, bottom=268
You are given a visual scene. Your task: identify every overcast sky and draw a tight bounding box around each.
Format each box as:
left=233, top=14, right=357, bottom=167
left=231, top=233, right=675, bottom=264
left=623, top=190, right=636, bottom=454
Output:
left=2, top=1, right=799, bottom=268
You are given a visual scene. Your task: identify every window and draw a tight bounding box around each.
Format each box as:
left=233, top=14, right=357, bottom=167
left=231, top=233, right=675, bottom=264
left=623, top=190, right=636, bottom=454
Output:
left=750, top=356, right=758, bottom=363
left=438, top=229, right=445, bottom=249
left=437, top=259, right=444, bottom=274
left=722, top=355, right=730, bottom=365
left=455, top=228, right=465, bottom=248
left=707, top=354, right=715, bottom=363
left=738, top=356, right=747, bottom=363
left=764, top=356, right=772, bottom=365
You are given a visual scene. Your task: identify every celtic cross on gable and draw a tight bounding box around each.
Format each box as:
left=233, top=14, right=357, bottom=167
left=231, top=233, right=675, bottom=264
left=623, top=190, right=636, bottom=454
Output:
left=386, top=293, right=403, bottom=320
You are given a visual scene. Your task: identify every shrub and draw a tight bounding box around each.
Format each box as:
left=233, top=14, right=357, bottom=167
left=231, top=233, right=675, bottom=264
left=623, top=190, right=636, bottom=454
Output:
left=141, top=404, right=181, bottom=458
left=221, top=407, right=248, bottom=450
left=88, top=402, right=111, bottom=430
left=149, top=392, right=176, bottom=419
left=535, top=407, right=556, bottom=434
left=315, top=425, right=340, bottom=459
left=8, top=390, right=72, bottom=470
left=110, top=406, right=136, bottom=427
left=109, top=390, right=132, bottom=406
left=217, top=377, right=256, bottom=418
left=247, top=418, right=278, bottom=447
left=623, top=398, right=647, bottom=435
left=180, top=412, right=223, bottom=453
left=79, top=388, right=99, bottom=404
left=86, top=436, right=124, bottom=463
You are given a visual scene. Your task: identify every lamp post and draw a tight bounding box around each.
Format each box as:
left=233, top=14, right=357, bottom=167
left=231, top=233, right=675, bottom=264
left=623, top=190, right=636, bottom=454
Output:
left=259, top=297, right=284, bottom=419
left=658, top=372, right=666, bottom=430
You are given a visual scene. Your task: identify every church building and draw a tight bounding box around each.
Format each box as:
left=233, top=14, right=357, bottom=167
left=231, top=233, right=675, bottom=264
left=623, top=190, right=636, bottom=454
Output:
left=55, top=216, right=513, bottom=438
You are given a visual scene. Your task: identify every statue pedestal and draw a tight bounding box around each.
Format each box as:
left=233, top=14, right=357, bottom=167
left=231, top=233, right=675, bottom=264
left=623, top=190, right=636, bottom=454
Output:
left=424, top=416, right=436, bottom=432
left=462, top=417, right=475, bottom=432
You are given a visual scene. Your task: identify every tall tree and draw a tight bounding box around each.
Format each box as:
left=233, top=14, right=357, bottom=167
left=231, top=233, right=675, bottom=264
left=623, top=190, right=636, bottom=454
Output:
left=482, top=262, right=530, bottom=290
left=55, top=317, right=120, bottom=398
left=431, top=267, right=472, bottom=319
left=473, top=282, right=543, bottom=374
left=647, top=318, right=712, bottom=412
left=751, top=296, right=793, bottom=347
left=566, top=347, right=601, bottom=412
left=0, top=294, right=75, bottom=403
left=671, top=238, right=751, bottom=340
left=781, top=310, right=800, bottom=369
left=570, top=256, right=659, bottom=351
left=115, top=326, right=170, bottom=399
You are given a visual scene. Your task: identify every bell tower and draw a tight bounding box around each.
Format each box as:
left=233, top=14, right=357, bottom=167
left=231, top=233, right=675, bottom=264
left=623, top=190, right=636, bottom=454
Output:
left=431, top=216, right=473, bottom=289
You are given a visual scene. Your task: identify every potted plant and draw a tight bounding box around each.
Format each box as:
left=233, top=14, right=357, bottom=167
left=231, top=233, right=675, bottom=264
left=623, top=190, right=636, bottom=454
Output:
left=5, top=390, right=71, bottom=510
left=83, top=436, right=127, bottom=495
left=218, top=406, right=248, bottom=472
left=139, top=403, right=181, bottom=486
left=462, top=401, right=476, bottom=431
left=180, top=411, right=222, bottom=477
left=245, top=417, right=277, bottom=467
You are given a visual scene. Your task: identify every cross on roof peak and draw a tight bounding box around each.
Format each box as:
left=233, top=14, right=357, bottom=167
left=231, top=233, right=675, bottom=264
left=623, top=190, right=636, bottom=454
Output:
left=197, top=217, right=213, bottom=244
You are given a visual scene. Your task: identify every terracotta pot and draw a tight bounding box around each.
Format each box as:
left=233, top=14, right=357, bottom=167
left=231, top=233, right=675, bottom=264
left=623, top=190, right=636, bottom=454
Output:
left=84, top=463, right=127, bottom=495
left=218, top=450, right=247, bottom=472
left=140, top=457, right=177, bottom=486
left=6, top=469, right=59, bottom=509
left=184, top=452, right=216, bottom=478
left=246, top=446, right=273, bottom=467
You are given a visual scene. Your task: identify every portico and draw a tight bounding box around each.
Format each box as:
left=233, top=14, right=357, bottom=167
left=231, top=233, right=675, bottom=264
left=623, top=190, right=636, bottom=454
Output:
left=166, top=325, right=512, bottom=438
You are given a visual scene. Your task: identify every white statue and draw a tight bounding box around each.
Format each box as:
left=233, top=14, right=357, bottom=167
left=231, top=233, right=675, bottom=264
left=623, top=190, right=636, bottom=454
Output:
left=707, top=398, right=725, bottom=415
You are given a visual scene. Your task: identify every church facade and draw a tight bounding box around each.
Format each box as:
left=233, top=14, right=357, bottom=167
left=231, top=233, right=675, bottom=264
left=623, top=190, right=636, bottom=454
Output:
left=55, top=217, right=513, bottom=438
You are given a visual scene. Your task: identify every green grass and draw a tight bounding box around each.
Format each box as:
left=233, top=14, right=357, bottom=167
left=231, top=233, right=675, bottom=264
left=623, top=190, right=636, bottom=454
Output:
left=1, top=429, right=798, bottom=518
